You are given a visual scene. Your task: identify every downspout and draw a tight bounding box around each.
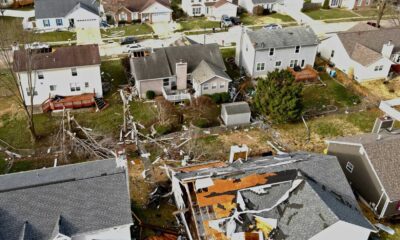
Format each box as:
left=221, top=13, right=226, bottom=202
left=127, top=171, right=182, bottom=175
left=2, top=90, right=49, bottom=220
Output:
left=379, top=194, right=390, bottom=219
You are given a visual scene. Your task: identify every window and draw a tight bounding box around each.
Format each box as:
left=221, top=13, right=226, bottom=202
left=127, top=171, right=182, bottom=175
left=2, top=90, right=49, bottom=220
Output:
left=71, top=68, right=77, bottom=76
left=397, top=55, right=400, bottom=63
left=275, top=61, right=281, bottom=67
left=331, top=50, right=335, bottom=58
left=70, top=83, right=81, bottom=92
left=379, top=65, right=383, bottom=71
left=49, top=85, right=56, bottom=91
left=203, top=83, right=209, bottom=90
left=163, top=78, right=169, bottom=86
left=56, top=19, right=63, bottom=26
left=374, top=66, right=379, bottom=71
left=256, top=62, right=265, bottom=71
left=212, top=83, right=217, bottom=89
left=119, top=13, right=127, bottom=21
left=43, top=19, right=50, bottom=27
left=365, top=0, right=370, bottom=5
left=346, top=162, right=354, bottom=173
left=374, top=65, right=384, bottom=71
left=290, top=60, right=298, bottom=68
left=37, top=71, right=44, bottom=79
left=220, top=82, right=225, bottom=88
left=26, top=88, right=38, bottom=96
left=295, top=46, right=300, bottom=53
left=192, top=7, right=201, bottom=15
left=269, top=48, right=274, bottom=56
left=301, top=59, right=305, bottom=68
left=356, top=0, right=362, bottom=6
left=85, top=82, right=89, bottom=88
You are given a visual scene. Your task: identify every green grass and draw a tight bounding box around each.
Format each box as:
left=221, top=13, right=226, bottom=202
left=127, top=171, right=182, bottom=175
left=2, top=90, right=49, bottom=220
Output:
left=240, top=12, right=295, bottom=25
left=304, top=8, right=359, bottom=20
left=101, top=24, right=154, bottom=37
left=130, top=101, right=157, bottom=127
left=100, top=59, right=128, bottom=89
left=302, top=72, right=361, bottom=110
left=345, top=109, right=381, bottom=132
left=177, top=17, right=220, bottom=31
left=221, top=48, right=240, bottom=80
left=313, top=121, right=344, bottom=137
left=354, top=8, right=379, bottom=17
left=35, top=31, right=76, bottom=42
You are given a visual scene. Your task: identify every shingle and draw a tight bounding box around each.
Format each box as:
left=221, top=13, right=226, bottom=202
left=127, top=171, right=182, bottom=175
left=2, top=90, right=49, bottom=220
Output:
left=192, top=60, right=231, bottom=85
left=335, top=132, right=400, bottom=200
left=222, top=102, right=251, bottom=115
left=102, top=0, right=170, bottom=13
left=246, top=26, right=319, bottom=50
left=0, top=159, right=133, bottom=240
left=13, top=44, right=101, bottom=72
left=34, top=0, right=99, bottom=19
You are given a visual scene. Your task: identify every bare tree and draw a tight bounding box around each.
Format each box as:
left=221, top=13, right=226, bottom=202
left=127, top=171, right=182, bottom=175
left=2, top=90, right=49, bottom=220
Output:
left=0, top=18, right=38, bottom=142
left=376, top=0, right=400, bottom=26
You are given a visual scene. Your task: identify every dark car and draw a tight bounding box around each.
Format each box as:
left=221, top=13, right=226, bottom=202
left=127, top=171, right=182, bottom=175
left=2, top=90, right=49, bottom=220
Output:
left=120, top=36, right=137, bottom=45
left=230, top=17, right=241, bottom=25
left=367, top=21, right=381, bottom=28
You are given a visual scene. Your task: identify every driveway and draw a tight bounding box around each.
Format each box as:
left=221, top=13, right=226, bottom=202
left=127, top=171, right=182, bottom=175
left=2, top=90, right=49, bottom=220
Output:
left=151, top=22, right=178, bottom=38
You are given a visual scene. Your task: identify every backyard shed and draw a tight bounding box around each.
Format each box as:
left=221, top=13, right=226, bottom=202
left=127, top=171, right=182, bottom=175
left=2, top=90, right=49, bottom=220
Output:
left=221, top=102, right=251, bottom=126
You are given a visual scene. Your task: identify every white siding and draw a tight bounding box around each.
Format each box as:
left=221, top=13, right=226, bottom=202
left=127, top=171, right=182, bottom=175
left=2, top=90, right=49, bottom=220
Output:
left=35, top=17, right=70, bottom=30
left=72, top=224, right=132, bottom=240
left=310, top=221, right=371, bottom=240
left=212, top=3, right=238, bottom=18
left=142, top=2, right=172, bottom=22
left=222, top=111, right=251, bottom=126
left=67, top=7, right=101, bottom=28
left=18, top=65, right=103, bottom=106
left=238, top=0, right=255, bottom=13
left=236, top=33, right=256, bottom=76
left=194, top=76, right=230, bottom=97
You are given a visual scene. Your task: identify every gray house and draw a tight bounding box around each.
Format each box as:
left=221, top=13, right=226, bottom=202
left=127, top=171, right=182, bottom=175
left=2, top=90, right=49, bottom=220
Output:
left=130, top=44, right=232, bottom=101
left=236, top=26, right=319, bottom=78
left=170, top=152, right=375, bottom=240
left=327, top=132, right=400, bottom=219
left=0, top=158, right=133, bottom=240
left=221, top=101, right=251, bottom=126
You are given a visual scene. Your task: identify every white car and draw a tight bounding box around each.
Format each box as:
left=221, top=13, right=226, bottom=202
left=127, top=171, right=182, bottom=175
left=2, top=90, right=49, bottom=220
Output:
left=262, top=24, right=282, bottom=30
left=24, top=42, right=50, bottom=50
left=123, top=43, right=142, bottom=53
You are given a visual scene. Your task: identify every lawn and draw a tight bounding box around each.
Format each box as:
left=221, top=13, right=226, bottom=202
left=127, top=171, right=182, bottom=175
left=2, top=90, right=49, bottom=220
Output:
left=101, top=24, right=154, bottom=37
left=354, top=8, right=379, bottom=17
left=240, top=12, right=295, bottom=25
left=221, top=47, right=240, bottom=80
left=304, top=8, right=359, bottom=20
left=302, top=72, right=361, bottom=111
left=35, top=31, right=76, bottom=42
left=176, top=17, right=221, bottom=31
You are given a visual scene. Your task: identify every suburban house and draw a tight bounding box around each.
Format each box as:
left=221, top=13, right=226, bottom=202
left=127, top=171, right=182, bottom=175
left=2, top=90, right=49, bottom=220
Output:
left=102, top=0, right=173, bottom=23
left=181, top=0, right=238, bottom=19
left=170, top=152, right=375, bottom=239
left=221, top=101, right=251, bottom=126
left=33, top=0, right=102, bottom=31
left=319, top=23, right=400, bottom=82
left=130, top=44, right=232, bottom=101
left=311, top=0, right=371, bottom=9
left=0, top=158, right=133, bottom=240
left=327, top=132, right=400, bottom=219
left=238, top=0, right=281, bottom=14
left=236, top=26, right=319, bottom=78
left=0, top=0, right=33, bottom=8
left=13, top=44, right=104, bottom=111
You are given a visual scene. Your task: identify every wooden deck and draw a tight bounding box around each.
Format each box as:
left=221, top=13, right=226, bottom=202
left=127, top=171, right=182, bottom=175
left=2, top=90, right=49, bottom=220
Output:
left=42, top=93, right=96, bottom=113
left=288, top=65, right=319, bottom=82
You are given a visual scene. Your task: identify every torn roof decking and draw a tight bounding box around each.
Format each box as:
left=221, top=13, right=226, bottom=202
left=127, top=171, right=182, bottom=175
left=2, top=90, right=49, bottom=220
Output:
left=177, top=161, right=228, bottom=173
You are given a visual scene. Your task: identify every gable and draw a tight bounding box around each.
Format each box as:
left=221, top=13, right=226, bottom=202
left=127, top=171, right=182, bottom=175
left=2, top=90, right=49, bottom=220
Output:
left=66, top=5, right=100, bottom=19
left=141, top=1, right=172, bottom=13
left=200, top=75, right=231, bottom=85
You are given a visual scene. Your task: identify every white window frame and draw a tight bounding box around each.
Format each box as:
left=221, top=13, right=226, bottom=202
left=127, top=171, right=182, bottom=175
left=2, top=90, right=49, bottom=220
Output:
left=203, top=83, right=209, bottom=90
left=290, top=60, right=298, bottom=68
left=85, top=82, right=89, bottom=88
left=71, top=68, right=77, bottom=76
left=163, top=78, right=169, bottom=86
left=26, top=87, right=38, bottom=96
left=346, top=161, right=354, bottom=173
left=43, top=19, right=50, bottom=27
left=50, top=85, right=56, bottom=91
left=220, top=82, right=225, bottom=88
left=56, top=18, right=63, bottom=26
left=212, top=82, right=217, bottom=89
left=269, top=48, right=274, bottom=56
left=256, top=62, right=265, bottom=71
left=396, top=55, right=400, bottom=63
left=192, top=7, right=201, bottom=15
left=379, top=65, right=384, bottom=71
left=37, top=71, right=44, bottom=79
left=275, top=61, right=281, bottom=67
left=295, top=46, right=300, bottom=53
left=70, top=83, right=81, bottom=92
left=301, top=59, right=305, bottom=68
left=331, top=50, right=335, bottom=58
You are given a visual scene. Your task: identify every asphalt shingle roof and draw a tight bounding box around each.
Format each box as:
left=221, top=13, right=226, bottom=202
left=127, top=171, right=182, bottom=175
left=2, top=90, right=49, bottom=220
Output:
left=102, top=0, right=170, bottom=13
left=131, top=43, right=226, bottom=81
left=34, top=0, right=100, bottom=19
left=246, top=26, right=319, bottom=50
left=221, top=102, right=251, bottom=115
left=0, top=159, right=132, bottom=240
left=334, top=132, right=400, bottom=200
left=337, top=27, right=400, bottom=66
left=192, top=60, right=231, bottom=85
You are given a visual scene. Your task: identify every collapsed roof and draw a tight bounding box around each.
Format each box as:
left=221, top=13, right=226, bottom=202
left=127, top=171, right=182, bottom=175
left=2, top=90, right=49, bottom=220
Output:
left=172, top=152, right=374, bottom=239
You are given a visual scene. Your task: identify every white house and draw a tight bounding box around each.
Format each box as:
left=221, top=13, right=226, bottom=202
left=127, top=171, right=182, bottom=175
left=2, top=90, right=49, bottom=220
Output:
left=13, top=44, right=103, bottom=106
left=236, top=26, right=319, bottom=78
left=311, top=0, right=371, bottom=9
left=102, top=0, right=172, bottom=23
left=238, top=0, right=281, bottom=14
left=34, top=0, right=102, bottom=31
left=0, top=158, right=133, bottom=240
left=182, top=0, right=237, bottom=19
left=319, top=23, right=400, bottom=82
left=221, top=101, right=251, bottom=126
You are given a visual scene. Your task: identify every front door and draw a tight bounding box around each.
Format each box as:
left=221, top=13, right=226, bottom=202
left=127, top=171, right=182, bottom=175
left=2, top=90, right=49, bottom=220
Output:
left=69, top=19, right=75, bottom=28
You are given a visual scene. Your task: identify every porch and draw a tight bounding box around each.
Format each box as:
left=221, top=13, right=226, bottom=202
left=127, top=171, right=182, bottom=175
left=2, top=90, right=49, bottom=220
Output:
left=162, top=87, right=191, bottom=102
left=41, top=93, right=108, bottom=113
left=288, top=65, right=319, bottom=82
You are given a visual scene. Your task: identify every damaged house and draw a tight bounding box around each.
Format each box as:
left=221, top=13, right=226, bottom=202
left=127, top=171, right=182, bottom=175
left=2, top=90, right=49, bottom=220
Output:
left=170, top=152, right=375, bottom=240
left=130, top=43, right=232, bottom=101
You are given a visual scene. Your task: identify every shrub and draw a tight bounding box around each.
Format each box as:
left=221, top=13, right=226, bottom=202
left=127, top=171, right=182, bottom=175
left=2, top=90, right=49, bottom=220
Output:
left=192, top=118, right=211, bottom=128
left=253, top=5, right=264, bottom=16
left=302, top=2, right=321, bottom=12
left=209, top=92, right=231, bottom=104
left=322, top=0, right=330, bottom=9
left=210, top=93, right=221, bottom=104
left=146, top=90, right=156, bottom=100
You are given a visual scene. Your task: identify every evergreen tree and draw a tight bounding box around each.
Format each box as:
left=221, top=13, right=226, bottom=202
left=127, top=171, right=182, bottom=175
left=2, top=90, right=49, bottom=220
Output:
left=254, top=69, right=303, bottom=123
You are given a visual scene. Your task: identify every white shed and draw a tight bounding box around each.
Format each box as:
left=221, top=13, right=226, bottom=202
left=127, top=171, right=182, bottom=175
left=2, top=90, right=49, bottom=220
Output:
left=221, top=102, right=251, bottom=126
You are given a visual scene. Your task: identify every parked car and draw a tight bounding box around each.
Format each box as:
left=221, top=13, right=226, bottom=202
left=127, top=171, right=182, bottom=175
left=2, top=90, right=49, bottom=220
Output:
left=24, top=42, right=50, bottom=50
left=221, top=15, right=233, bottom=27
left=366, top=21, right=381, bottom=28
left=123, top=43, right=142, bottom=53
left=230, top=17, right=241, bottom=25
left=262, top=23, right=282, bottom=30
left=120, top=36, right=137, bottom=45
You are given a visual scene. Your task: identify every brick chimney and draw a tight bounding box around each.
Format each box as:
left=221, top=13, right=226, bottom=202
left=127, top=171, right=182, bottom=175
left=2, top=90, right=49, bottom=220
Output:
left=381, top=40, right=394, bottom=59
left=176, top=60, right=187, bottom=90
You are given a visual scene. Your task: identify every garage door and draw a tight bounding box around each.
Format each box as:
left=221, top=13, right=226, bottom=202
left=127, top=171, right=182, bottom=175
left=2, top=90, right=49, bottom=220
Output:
left=152, top=12, right=170, bottom=22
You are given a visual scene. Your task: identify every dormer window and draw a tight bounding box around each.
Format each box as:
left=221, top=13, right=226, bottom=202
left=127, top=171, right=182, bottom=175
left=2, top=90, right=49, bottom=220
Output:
left=37, top=71, right=44, bottom=79
left=295, top=46, right=300, bottom=53
left=71, top=68, right=77, bottom=76
left=269, top=48, right=274, bottom=56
